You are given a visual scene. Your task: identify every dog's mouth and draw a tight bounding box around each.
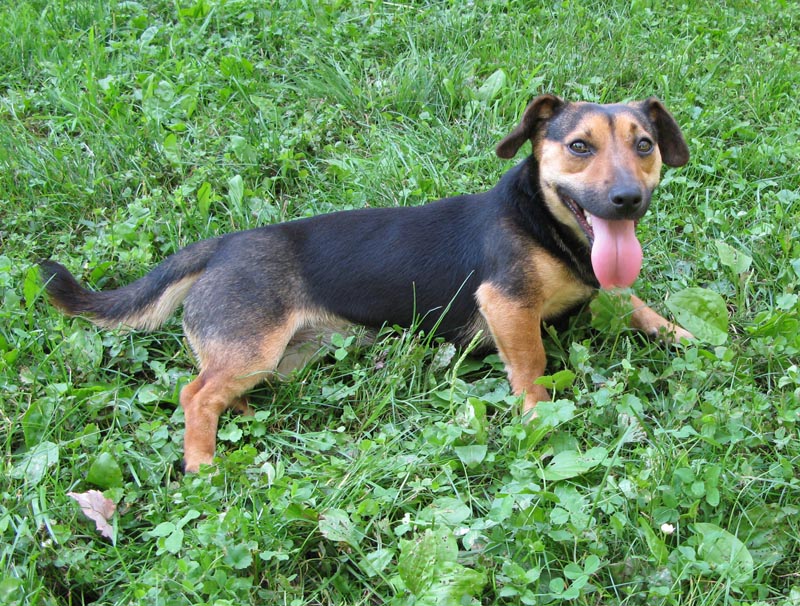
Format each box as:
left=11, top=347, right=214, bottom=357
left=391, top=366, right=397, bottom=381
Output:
left=559, top=193, right=643, bottom=290
left=560, top=194, right=596, bottom=242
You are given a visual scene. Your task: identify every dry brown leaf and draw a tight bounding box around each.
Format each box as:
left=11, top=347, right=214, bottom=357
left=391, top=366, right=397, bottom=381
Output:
left=68, top=490, right=116, bottom=539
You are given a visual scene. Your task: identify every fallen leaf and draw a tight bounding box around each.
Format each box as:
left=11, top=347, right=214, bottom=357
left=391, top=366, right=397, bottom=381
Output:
left=68, top=490, right=116, bottom=539
left=665, top=287, right=729, bottom=345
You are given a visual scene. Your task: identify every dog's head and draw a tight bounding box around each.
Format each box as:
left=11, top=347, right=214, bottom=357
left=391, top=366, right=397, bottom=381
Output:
left=496, top=95, right=689, bottom=288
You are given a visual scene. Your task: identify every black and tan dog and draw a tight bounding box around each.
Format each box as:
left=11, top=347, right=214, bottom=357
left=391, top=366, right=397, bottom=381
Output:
left=40, top=95, right=692, bottom=472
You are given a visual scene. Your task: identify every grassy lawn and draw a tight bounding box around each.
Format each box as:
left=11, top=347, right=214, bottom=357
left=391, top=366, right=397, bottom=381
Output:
left=2, top=0, right=799, bottom=604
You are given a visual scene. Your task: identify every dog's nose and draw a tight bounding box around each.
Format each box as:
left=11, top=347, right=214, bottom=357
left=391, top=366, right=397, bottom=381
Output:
left=609, top=185, right=643, bottom=214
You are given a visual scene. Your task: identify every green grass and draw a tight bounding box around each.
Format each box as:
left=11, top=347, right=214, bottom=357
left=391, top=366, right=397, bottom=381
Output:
left=2, top=0, right=800, bottom=604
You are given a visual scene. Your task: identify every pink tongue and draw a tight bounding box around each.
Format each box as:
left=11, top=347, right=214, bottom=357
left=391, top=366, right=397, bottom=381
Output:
left=590, top=216, right=643, bottom=289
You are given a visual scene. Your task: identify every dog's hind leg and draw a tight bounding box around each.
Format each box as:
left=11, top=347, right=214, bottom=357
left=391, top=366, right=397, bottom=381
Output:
left=179, top=314, right=303, bottom=472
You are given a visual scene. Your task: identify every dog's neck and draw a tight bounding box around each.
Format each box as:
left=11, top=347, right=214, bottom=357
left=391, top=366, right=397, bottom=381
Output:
left=499, top=158, right=598, bottom=288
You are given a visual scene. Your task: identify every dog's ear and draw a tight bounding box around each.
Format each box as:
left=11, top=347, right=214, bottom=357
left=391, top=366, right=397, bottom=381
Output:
left=640, top=97, right=690, bottom=167
left=496, top=94, right=565, bottom=159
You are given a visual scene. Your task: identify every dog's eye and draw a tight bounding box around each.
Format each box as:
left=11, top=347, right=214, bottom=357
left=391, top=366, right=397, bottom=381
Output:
left=568, top=140, right=591, bottom=155
left=637, top=138, right=654, bottom=154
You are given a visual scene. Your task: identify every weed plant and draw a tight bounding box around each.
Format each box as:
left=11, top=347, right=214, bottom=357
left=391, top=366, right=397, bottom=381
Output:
left=1, top=1, right=799, bottom=604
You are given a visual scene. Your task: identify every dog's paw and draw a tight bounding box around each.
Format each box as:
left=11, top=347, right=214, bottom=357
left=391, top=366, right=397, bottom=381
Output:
left=520, top=385, right=551, bottom=421
left=670, top=324, right=694, bottom=343
left=649, top=322, right=694, bottom=345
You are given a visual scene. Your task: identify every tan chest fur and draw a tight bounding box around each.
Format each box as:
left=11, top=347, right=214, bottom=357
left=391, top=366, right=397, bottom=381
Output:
left=533, top=249, right=595, bottom=320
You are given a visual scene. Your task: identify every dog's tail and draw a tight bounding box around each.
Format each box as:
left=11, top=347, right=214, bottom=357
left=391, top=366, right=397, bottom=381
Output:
left=39, top=238, right=222, bottom=331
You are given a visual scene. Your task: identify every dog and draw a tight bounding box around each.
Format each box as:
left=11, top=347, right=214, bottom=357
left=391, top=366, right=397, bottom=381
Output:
left=40, top=94, right=692, bottom=472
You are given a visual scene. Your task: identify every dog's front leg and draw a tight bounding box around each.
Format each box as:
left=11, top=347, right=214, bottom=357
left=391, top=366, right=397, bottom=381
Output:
left=628, top=294, right=693, bottom=343
left=476, top=284, right=549, bottom=416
